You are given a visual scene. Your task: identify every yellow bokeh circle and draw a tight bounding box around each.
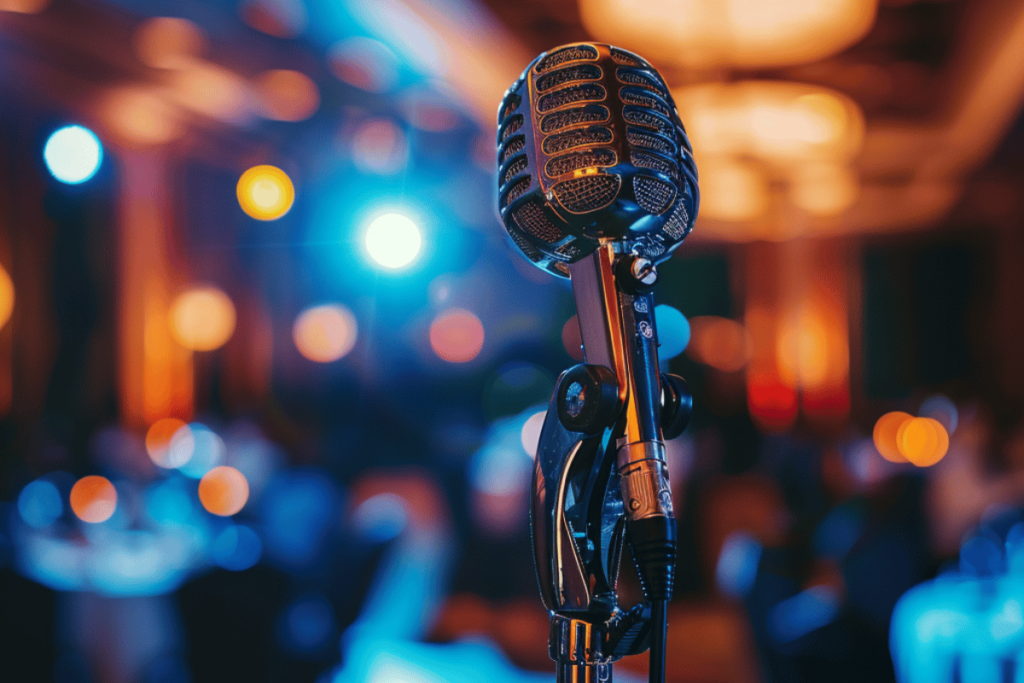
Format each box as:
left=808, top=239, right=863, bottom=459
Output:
left=169, top=286, right=236, bottom=351
left=237, top=165, right=295, bottom=220
left=898, top=417, right=949, bottom=467
left=0, top=263, right=13, bottom=331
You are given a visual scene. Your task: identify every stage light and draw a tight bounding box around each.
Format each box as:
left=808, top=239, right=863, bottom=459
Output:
left=169, top=286, right=236, bottom=351
left=429, top=309, right=484, bottom=363
left=198, top=466, right=249, bottom=516
left=43, top=125, right=102, bottom=185
left=898, top=417, right=949, bottom=468
left=179, top=424, right=225, bottom=479
left=520, top=410, right=546, bottom=459
left=687, top=316, right=752, bottom=372
left=134, top=17, right=205, bottom=69
left=0, top=0, right=49, bottom=14
left=364, top=213, right=422, bottom=269
left=255, top=70, right=320, bottom=122
left=352, top=118, right=409, bottom=175
left=211, top=524, right=262, bottom=570
left=70, top=475, right=117, bottom=523
left=145, top=417, right=191, bottom=468
left=654, top=305, right=690, bottom=360
left=873, top=411, right=913, bottom=463
left=18, top=479, right=62, bottom=529
left=293, top=304, right=358, bottom=363
left=237, top=165, right=295, bottom=221
left=0, top=263, right=13, bottom=331
left=327, top=37, right=400, bottom=94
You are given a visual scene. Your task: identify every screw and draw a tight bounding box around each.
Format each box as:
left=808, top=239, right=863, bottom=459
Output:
left=630, top=257, right=658, bottom=286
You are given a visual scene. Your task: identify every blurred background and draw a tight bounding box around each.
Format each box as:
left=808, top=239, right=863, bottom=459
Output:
left=1, top=0, right=1023, bottom=682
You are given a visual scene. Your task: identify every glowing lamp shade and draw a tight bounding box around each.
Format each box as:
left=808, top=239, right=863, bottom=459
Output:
left=430, top=309, right=484, bottom=363
left=293, top=304, right=358, bottom=362
left=43, top=125, right=103, bottom=184
left=898, top=417, right=949, bottom=468
left=873, top=411, right=912, bottom=463
left=145, top=417, right=190, bottom=468
left=364, top=213, right=422, bottom=269
left=237, top=165, right=295, bottom=221
left=70, top=475, right=118, bottom=523
left=0, top=263, right=13, bottom=331
left=198, top=466, right=249, bottom=516
left=169, top=286, right=236, bottom=351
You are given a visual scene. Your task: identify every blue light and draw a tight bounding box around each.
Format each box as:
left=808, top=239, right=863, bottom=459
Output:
left=263, top=471, right=339, bottom=568
left=283, top=593, right=336, bottom=651
left=654, top=305, right=690, bottom=360
left=210, top=524, right=262, bottom=571
left=768, top=586, right=841, bottom=643
left=715, top=530, right=762, bottom=598
left=43, top=125, right=103, bottom=184
left=18, top=479, right=63, bottom=529
left=363, top=212, right=422, bottom=270
left=178, top=424, right=225, bottom=479
left=354, top=493, right=408, bottom=543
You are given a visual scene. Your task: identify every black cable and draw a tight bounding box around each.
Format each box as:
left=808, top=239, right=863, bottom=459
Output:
left=649, top=599, right=667, bottom=683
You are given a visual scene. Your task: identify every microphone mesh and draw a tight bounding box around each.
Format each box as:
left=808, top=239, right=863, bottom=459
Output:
left=537, top=64, right=603, bottom=92
left=633, top=177, right=676, bottom=215
left=540, top=105, right=610, bottom=133
left=542, top=127, right=614, bottom=155
left=535, top=44, right=599, bottom=72
left=553, top=175, right=621, bottom=213
left=545, top=149, right=617, bottom=179
left=538, top=84, right=606, bottom=113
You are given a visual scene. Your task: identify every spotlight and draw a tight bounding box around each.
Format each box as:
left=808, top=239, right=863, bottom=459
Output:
left=364, top=213, right=422, bottom=270
left=43, top=125, right=103, bottom=184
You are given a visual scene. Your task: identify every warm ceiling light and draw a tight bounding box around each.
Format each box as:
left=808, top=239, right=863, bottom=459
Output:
left=697, top=159, right=769, bottom=222
left=675, top=82, right=865, bottom=164
left=581, top=0, right=877, bottom=69
left=789, top=163, right=859, bottom=216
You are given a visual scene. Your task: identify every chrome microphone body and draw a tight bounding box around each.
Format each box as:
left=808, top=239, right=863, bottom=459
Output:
left=496, top=43, right=699, bottom=683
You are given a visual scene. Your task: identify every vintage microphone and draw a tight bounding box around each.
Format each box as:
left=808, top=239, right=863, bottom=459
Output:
left=496, top=43, right=699, bottom=683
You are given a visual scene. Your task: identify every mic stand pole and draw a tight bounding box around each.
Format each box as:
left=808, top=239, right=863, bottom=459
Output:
left=531, top=245, right=692, bottom=683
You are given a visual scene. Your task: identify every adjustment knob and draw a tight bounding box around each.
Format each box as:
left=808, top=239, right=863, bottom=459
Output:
left=556, top=364, right=622, bottom=435
left=660, top=373, right=692, bottom=440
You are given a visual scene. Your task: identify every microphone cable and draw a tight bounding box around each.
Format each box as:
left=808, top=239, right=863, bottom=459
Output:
left=650, top=599, right=667, bottom=683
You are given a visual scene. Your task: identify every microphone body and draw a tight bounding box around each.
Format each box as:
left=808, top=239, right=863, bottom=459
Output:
left=497, top=43, right=698, bottom=683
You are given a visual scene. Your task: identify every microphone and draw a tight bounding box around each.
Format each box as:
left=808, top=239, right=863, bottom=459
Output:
left=497, top=43, right=698, bottom=683
left=497, top=42, right=698, bottom=277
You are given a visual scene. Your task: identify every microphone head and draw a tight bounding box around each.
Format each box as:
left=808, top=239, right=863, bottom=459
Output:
left=497, top=43, right=699, bottom=278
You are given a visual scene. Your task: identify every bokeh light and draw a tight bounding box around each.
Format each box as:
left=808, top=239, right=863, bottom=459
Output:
left=178, top=424, right=225, bottom=479
left=169, top=286, right=236, bottom=351
left=0, top=263, right=13, bottom=331
left=293, top=304, right=358, bottom=363
left=351, top=118, right=409, bottom=175
left=686, top=316, right=752, bottom=372
left=99, top=88, right=181, bottom=146
left=43, top=125, right=103, bottom=184
left=697, top=160, right=768, bottom=221
left=198, top=466, right=249, bottom=516
left=327, top=37, right=400, bottom=93
left=654, top=305, right=690, bottom=360
left=255, top=70, right=320, bottom=122
left=898, top=417, right=949, bottom=467
left=429, top=309, right=484, bottom=363
left=364, top=213, right=422, bottom=269
left=561, top=315, right=584, bottom=361
left=145, top=418, right=191, bottom=468
left=236, top=165, right=295, bottom=221
left=18, top=479, right=62, bottom=529
left=69, top=476, right=118, bottom=524
left=790, top=163, right=859, bottom=216
left=920, top=395, right=959, bottom=434
left=283, top=593, right=336, bottom=651
left=520, top=410, right=546, bottom=459
left=134, top=17, right=205, bottom=69
left=210, top=524, right=262, bottom=570
left=873, top=411, right=913, bottom=463
left=354, top=493, right=409, bottom=543
left=169, top=64, right=247, bottom=122
left=0, top=0, right=49, bottom=13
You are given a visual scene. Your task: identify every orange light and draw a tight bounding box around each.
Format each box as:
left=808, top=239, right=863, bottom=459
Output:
left=134, top=17, right=206, bottom=69
left=145, top=417, right=189, bottom=467
left=561, top=315, right=584, bottom=361
left=100, top=88, right=181, bottom=146
left=255, top=70, right=320, bottom=122
left=873, top=411, right=913, bottom=463
left=169, top=65, right=247, bottom=122
left=236, top=165, right=295, bottom=221
left=581, top=0, right=877, bottom=69
left=239, top=0, right=307, bottom=38
left=777, top=305, right=830, bottom=389
left=697, top=159, right=769, bottom=222
left=0, top=263, right=13, bottom=331
left=293, top=304, right=358, bottom=363
left=687, top=316, right=751, bottom=372
left=327, top=37, right=400, bottom=93
left=0, top=0, right=50, bottom=14
left=198, top=466, right=249, bottom=516
left=169, top=286, right=236, bottom=351
left=351, top=119, right=409, bottom=175
left=747, top=370, right=798, bottom=431
left=70, top=476, right=117, bottom=523
left=898, top=417, right=949, bottom=467
left=429, top=309, right=484, bottom=363
left=790, top=163, right=859, bottom=216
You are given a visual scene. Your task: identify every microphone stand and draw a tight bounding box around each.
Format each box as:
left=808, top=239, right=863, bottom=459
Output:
left=531, top=244, right=691, bottom=683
